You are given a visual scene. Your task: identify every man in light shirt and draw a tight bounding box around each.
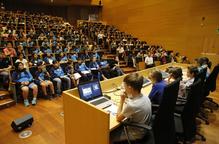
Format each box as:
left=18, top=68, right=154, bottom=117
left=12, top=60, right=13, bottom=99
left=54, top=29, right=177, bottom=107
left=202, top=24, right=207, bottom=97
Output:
left=145, top=53, right=154, bottom=68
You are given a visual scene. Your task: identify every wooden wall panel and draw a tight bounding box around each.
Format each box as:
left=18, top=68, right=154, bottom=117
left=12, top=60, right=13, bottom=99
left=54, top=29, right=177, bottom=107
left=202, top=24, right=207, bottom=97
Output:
left=101, top=0, right=219, bottom=60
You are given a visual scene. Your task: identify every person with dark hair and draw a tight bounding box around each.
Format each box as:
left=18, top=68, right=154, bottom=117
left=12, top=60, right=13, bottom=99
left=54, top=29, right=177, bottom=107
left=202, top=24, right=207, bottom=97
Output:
left=0, top=53, right=12, bottom=90
left=65, top=60, right=80, bottom=86
left=35, top=63, right=55, bottom=99
left=168, top=67, right=183, bottom=82
left=110, top=73, right=151, bottom=143
left=148, top=71, right=167, bottom=104
left=75, top=58, right=92, bottom=81
left=29, top=53, right=44, bottom=67
left=44, top=53, right=56, bottom=64
left=89, top=56, right=107, bottom=80
left=12, top=62, right=38, bottom=107
left=15, top=53, right=28, bottom=68
left=3, top=42, right=17, bottom=57
left=58, top=52, right=68, bottom=63
left=178, top=66, right=198, bottom=99
left=50, top=60, right=71, bottom=95
left=196, top=57, right=211, bottom=78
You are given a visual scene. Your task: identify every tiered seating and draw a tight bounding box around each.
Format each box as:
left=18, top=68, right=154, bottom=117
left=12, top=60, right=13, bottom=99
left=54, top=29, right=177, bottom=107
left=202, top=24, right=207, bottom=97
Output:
left=1, top=11, right=189, bottom=108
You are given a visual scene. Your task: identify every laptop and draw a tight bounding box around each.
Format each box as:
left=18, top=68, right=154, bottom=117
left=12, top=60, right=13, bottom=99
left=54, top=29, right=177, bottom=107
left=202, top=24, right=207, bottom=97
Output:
left=78, top=80, right=113, bottom=109
left=160, top=71, right=170, bottom=79
left=142, top=77, right=152, bottom=87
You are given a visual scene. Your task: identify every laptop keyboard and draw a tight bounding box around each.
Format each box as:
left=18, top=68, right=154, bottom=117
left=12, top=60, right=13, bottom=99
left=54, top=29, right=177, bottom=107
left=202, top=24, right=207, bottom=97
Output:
left=91, top=98, right=108, bottom=105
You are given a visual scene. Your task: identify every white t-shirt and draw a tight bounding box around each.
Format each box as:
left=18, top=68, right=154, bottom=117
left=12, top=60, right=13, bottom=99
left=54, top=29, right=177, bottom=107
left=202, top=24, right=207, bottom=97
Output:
left=122, top=94, right=151, bottom=124
left=98, top=33, right=104, bottom=39
left=15, top=59, right=28, bottom=68
left=145, top=56, right=154, bottom=65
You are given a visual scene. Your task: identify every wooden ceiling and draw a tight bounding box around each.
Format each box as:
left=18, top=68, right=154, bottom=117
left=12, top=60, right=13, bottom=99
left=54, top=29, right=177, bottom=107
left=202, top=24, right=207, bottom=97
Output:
left=8, top=0, right=93, bottom=6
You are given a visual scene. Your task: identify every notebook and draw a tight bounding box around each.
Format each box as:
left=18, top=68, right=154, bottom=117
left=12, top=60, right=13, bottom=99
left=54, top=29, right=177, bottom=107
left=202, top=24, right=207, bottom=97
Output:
left=78, top=80, right=113, bottom=109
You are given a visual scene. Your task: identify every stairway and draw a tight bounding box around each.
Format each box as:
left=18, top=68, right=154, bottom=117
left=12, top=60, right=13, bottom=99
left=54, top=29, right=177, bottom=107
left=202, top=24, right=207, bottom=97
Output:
left=0, top=90, right=16, bottom=110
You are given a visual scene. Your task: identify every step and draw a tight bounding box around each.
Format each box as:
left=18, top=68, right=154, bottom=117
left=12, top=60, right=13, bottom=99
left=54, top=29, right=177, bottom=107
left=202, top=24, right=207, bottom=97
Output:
left=122, top=67, right=137, bottom=74
left=0, top=90, right=10, bottom=100
left=119, top=61, right=126, bottom=65
left=0, top=98, right=16, bottom=110
left=119, top=64, right=127, bottom=68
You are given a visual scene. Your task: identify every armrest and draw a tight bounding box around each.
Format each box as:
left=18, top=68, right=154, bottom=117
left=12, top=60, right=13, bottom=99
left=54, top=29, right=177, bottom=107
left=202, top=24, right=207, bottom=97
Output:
left=121, top=121, right=152, bottom=131
left=177, top=97, right=187, bottom=102
left=152, top=104, right=159, bottom=108
left=174, top=113, right=181, bottom=117
left=10, top=82, right=16, bottom=85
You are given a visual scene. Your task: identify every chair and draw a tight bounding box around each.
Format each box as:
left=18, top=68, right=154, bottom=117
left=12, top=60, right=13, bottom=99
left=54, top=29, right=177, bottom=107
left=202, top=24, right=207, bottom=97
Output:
left=197, top=65, right=219, bottom=124
left=153, top=78, right=180, bottom=144
left=116, top=78, right=180, bottom=144
left=204, top=64, right=219, bottom=108
left=174, top=79, right=206, bottom=142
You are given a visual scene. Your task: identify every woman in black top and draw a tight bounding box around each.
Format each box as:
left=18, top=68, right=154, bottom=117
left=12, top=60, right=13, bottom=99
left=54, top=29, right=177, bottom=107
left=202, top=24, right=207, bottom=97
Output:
left=0, top=54, right=12, bottom=90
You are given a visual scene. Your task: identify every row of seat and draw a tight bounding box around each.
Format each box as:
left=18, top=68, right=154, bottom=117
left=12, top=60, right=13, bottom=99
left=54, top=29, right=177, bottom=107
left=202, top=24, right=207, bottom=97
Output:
left=116, top=64, right=219, bottom=144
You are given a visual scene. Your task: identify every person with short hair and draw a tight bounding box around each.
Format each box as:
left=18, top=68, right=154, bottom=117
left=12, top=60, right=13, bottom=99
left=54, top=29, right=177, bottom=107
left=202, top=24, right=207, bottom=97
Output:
left=44, top=53, right=56, bottom=64
left=3, top=42, right=17, bottom=57
left=0, top=53, right=12, bottom=90
left=148, top=71, right=167, bottom=104
left=145, top=52, right=154, bottom=68
left=110, top=73, right=152, bottom=143
left=15, top=53, right=28, bottom=68
left=35, top=63, right=55, bottom=99
left=12, top=62, right=38, bottom=107
left=50, top=60, right=71, bottom=95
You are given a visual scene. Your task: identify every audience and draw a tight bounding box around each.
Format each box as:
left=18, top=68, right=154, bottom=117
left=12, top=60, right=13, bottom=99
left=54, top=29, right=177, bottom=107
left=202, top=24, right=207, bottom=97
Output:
left=0, top=11, right=192, bottom=107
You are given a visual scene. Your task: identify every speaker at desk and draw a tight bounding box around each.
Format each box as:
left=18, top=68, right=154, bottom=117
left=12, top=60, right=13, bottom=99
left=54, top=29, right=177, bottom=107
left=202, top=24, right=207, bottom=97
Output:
left=11, top=114, right=33, bottom=132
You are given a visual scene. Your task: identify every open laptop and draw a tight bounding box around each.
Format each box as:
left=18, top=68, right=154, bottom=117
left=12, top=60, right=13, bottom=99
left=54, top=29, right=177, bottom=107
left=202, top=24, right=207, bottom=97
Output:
left=160, top=71, right=170, bottom=79
left=142, top=77, right=152, bottom=87
left=78, top=80, right=113, bottom=109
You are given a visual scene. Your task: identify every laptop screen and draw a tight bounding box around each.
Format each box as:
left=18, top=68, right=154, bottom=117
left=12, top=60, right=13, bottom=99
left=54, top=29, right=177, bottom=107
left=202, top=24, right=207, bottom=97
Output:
left=78, top=80, right=102, bottom=101
left=143, top=77, right=151, bottom=87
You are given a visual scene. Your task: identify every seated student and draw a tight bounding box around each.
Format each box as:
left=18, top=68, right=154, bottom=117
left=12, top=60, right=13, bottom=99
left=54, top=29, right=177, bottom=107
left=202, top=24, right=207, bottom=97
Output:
left=148, top=71, right=167, bottom=104
left=89, top=56, right=107, bottom=80
left=145, top=52, right=154, bottom=68
left=12, top=62, right=38, bottom=107
left=81, top=50, right=91, bottom=60
left=50, top=60, right=71, bottom=95
left=98, top=59, right=111, bottom=79
left=17, top=44, right=25, bottom=57
left=0, top=53, right=12, bottom=90
left=53, top=44, right=63, bottom=54
left=15, top=53, right=28, bottom=68
left=3, top=42, right=17, bottom=57
left=29, top=53, right=44, bottom=67
left=69, top=52, right=78, bottom=62
left=33, top=45, right=43, bottom=55
left=196, top=57, right=211, bottom=78
left=42, top=46, right=53, bottom=54
left=35, top=63, right=55, bottom=99
left=167, top=67, right=186, bottom=99
left=110, top=73, right=151, bottom=143
left=44, top=53, right=56, bottom=65
left=65, top=60, right=80, bottom=86
left=75, top=58, right=92, bottom=81
left=168, top=66, right=197, bottom=100
left=108, top=56, right=124, bottom=77
left=58, top=52, right=68, bottom=63
left=92, top=50, right=100, bottom=60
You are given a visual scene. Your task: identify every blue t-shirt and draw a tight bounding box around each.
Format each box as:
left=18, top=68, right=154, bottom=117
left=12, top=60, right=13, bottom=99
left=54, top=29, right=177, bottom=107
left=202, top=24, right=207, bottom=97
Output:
left=148, top=80, right=167, bottom=104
